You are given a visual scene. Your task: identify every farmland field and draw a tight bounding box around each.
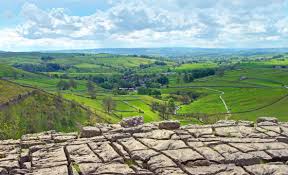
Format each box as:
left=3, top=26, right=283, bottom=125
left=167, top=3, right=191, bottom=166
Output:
left=1, top=51, right=288, bottom=136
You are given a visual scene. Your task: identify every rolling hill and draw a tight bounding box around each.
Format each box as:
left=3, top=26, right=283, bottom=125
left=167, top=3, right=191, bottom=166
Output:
left=0, top=79, right=92, bottom=139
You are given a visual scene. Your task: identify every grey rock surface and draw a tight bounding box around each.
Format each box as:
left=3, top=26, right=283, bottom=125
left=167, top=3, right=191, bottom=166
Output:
left=158, top=120, right=180, bottom=130
left=0, top=118, right=288, bottom=174
left=120, top=116, right=144, bottom=128
left=257, top=117, right=278, bottom=125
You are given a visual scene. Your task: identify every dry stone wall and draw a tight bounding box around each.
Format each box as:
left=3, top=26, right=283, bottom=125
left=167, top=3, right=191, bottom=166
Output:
left=0, top=117, right=288, bottom=175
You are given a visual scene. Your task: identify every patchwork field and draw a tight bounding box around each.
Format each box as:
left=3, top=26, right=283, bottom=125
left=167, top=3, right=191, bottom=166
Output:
left=0, top=52, right=288, bottom=138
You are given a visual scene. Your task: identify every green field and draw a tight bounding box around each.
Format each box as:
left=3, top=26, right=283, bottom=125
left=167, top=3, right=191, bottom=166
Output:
left=175, top=62, right=217, bottom=71
left=1, top=52, right=288, bottom=138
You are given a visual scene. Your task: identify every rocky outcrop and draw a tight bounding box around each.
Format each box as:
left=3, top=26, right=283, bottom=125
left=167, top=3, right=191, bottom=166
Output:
left=158, top=120, right=180, bottom=130
left=120, top=116, right=144, bottom=128
left=1, top=117, right=288, bottom=175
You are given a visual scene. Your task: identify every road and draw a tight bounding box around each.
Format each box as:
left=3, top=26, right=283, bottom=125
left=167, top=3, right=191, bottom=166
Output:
left=204, top=88, right=231, bottom=119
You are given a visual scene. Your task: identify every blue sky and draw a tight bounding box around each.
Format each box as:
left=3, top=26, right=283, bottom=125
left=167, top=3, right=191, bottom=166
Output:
left=0, top=0, right=288, bottom=51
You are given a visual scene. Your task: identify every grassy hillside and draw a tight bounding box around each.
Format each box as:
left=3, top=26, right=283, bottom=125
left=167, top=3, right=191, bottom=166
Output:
left=1, top=52, right=288, bottom=132
left=0, top=80, right=91, bottom=139
left=0, top=79, right=34, bottom=103
left=0, top=64, right=40, bottom=79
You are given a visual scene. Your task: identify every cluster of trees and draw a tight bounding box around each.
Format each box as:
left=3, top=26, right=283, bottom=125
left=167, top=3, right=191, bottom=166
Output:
left=272, top=54, right=284, bottom=59
left=139, top=61, right=167, bottom=69
left=112, top=89, right=129, bottom=95
left=84, top=72, right=169, bottom=91
left=170, top=91, right=201, bottom=104
left=40, top=56, right=55, bottom=62
left=182, top=73, right=195, bottom=83
left=57, top=79, right=77, bottom=90
left=154, top=61, right=167, bottom=66
left=191, top=68, right=215, bottom=78
left=87, top=74, right=134, bottom=90
left=157, top=76, right=169, bottom=85
left=180, top=68, right=216, bottom=83
left=14, top=63, right=70, bottom=72
left=151, top=99, right=176, bottom=120
left=137, top=87, right=161, bottom=96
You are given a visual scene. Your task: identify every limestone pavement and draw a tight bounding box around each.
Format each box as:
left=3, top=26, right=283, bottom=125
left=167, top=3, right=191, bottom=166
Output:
left=0, top=117, right=288, bottom=175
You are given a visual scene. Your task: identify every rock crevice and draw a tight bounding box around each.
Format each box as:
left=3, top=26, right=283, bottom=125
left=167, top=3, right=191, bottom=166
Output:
left=0, top=118, right=288, bottom=174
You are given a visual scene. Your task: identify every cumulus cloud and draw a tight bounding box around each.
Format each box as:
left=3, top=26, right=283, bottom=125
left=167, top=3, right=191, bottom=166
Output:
left=0, top=0, right=287, bottom=50
left=0, top=28, right=100, bottom=51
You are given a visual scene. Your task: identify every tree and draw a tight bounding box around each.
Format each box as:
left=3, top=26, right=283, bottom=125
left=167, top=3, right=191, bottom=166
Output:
left=69, top=79, right=77, bottom=89
left=57, top=80, right=70, bottom=90
left=180, top=95, right=191, bottom=104
left=176, top=73, right=181, bottom=84
left=158, top=103, right=169, bottom=120
left=87, top=81, right=96, bottom=99
left=167, top=99, right=176, bottom=114
left=102, top=96, right=116, bottom=113
left=138, top=87, right=151, bottom=95
left=151, top=102, right=160, bottom=111
left=157, top=76, right=169, bottom=85
left=216, top=68, right=225, bottom=77
left=12, top=72, right=18, bottom=79
left=54, top=92, right=64, bottom=111
left=151, top=89, right=161, bottom=96
left=183, top=73, right=194, bottom=83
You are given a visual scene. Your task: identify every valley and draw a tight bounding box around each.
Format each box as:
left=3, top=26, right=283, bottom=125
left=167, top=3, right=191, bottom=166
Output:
left=0, top=51, right=288, bottom=138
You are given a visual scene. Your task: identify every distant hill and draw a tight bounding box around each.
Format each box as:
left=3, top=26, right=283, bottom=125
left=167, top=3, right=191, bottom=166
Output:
left=48, top=47, right=288, bottom=58
left=0, top=79, right=91, bottom=139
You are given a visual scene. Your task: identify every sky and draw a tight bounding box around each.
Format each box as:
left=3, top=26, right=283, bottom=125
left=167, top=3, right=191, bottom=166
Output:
left=0, top=0, right=288, bottom=51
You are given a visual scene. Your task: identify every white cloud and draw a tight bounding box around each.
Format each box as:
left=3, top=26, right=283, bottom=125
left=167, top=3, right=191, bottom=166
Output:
left=0, top=28, right=99, bottom=51
left=0, top=0, right=287, bottom=50
left=276, top=17, right=288, bottom=34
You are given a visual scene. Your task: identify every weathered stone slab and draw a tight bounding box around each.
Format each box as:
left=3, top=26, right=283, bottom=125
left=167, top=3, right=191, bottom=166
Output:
left=88, top=141, right=121, bottom=162
left=266, top=149, right=288, bottom=160
left=245, top=164, right=288, bottom=175
left=118, top=137, right=148, bottom=152
left=163, top=148, right=203, bottom=163
left=0, top=160, right=19, bottom=172
left=215, top=120, right=237, bottom=125
left=158, top=120, right=180, bottom=130
left=214, top=126, right=243, bottom=137
left=53, top=133, right=77, bottom=143
left=28, top=165, right=68, bottom=175
left=193, top=146, right=225, bottom=162
left=131, top=149, right=159, bottom=161
left=155, top=167, right=187, bottom=175
left=66, top=144, right=102, bottom=164
left=257, top=117, right=279, bottom=124
left=31, top=145, right=67, bottom=169
left=80, top=126, right=101, bottom=138
left=95, top=163, right=135, bottom=174
left=74, top=163, right=101, bottom=174
left=212, top=144, right=260, bottom=165
left=184, top=164, right=248, bottom=175
left=140, top=138, right=187, bottom=151
left=186, top=127, right=213, bottom=138
left=133, top=129, right=175, bottom=139
left=147, top=154, right=176, bottom=171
